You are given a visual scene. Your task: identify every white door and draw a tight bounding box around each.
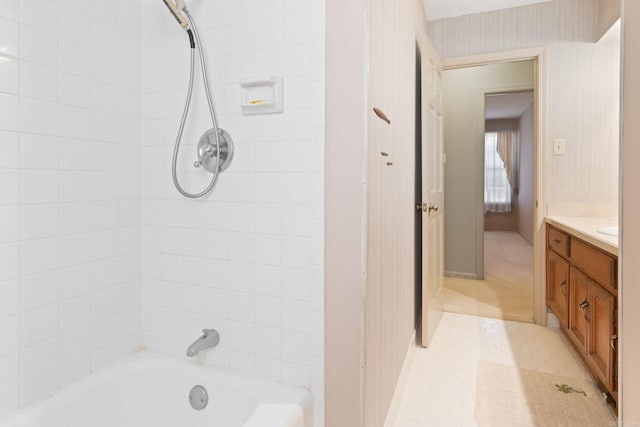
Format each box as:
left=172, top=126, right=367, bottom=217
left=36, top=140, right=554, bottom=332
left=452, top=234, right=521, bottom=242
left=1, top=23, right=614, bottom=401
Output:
left=420, top=38, right=444, bottom=347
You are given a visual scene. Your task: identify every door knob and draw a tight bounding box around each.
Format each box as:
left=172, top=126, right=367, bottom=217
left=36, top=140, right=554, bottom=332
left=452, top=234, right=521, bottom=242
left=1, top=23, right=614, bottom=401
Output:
left=416, top=203, right=439, bottom=213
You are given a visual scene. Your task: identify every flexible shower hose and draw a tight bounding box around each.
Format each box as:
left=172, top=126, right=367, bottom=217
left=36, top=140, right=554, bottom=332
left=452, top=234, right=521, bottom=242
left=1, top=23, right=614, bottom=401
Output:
left=171, top=10, right=221, bottom=198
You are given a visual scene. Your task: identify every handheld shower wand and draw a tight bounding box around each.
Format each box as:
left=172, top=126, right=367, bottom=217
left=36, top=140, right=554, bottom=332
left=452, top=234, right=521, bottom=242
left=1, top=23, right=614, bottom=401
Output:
left=162, top=0, right=234, bottom=199
left=162, top=0, right=188, bottom=29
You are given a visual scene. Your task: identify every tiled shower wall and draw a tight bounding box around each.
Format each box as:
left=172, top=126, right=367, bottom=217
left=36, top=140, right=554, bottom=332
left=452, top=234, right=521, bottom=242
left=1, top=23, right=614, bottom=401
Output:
left=0, top=0, right=325, bottom=423
left=139, top=0, right=325, bottom=425
left=0, top=0, right=143, bottom=417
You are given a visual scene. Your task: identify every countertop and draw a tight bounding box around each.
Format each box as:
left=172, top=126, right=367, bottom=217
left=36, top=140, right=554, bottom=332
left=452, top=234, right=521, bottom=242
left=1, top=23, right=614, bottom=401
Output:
left=545, top=216, right=618, bottom=256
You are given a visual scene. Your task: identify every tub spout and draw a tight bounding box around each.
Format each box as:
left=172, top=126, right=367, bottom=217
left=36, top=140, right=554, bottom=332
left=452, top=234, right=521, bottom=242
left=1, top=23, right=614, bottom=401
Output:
left=187, top=329, right=220, bottom=357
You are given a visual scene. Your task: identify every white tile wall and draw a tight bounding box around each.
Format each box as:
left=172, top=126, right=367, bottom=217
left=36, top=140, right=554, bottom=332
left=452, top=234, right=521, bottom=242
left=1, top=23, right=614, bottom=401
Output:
left=139, top=0, right=325, bottom=425
left=1, top=0, right=325, bottom=424
left=0, top=0, right=143, bottom=418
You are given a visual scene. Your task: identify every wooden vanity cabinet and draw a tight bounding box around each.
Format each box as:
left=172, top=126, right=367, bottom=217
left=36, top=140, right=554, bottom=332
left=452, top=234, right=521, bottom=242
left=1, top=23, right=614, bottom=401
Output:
left=568, top=267, right=588, bottom=354
left=588, top=282, right=616, bottom=391
left=546, top=224, right=618, bottom=406
left=547, top=251, right=569, bottom=328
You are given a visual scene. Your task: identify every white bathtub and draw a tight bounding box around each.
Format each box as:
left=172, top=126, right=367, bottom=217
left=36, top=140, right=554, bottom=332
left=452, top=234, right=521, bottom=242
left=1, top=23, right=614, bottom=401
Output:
left=0, top=352, right=312, bottom=427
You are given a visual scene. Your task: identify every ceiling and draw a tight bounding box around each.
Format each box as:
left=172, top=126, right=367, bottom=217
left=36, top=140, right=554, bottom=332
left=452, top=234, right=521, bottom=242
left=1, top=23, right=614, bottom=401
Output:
left=423, top=0, right=552, bottom=21
left=485, top=91, right=534, bottom=120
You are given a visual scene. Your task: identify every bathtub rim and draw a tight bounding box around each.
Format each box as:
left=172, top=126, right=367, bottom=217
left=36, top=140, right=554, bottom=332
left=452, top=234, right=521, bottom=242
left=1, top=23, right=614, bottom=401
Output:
left=0, top=351, right=313, bottom=427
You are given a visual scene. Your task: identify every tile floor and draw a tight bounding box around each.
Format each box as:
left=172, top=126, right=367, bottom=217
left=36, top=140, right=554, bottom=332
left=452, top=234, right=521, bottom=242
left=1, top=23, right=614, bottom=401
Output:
left=392, top=313, right=616, bottom=427
left=443, top=231, right=534, bottom=323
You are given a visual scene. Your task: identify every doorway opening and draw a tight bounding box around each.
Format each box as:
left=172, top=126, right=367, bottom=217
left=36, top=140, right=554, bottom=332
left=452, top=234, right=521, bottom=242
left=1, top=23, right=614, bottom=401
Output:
left=439, top=59, right=538, bottom=323
left=481, top=90, right=535, bottom=322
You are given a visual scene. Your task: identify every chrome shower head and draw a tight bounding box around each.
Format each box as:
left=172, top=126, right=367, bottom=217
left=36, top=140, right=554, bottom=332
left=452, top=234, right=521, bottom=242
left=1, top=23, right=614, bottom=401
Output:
left=162, top=0, right=189, bottom=29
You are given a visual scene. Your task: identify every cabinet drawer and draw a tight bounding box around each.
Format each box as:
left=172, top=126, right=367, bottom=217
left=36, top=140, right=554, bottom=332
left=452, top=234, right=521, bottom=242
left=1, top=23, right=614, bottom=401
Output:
left=571, top=239, right=617, bottom=291
left=549, top=227, right=570, bottom=257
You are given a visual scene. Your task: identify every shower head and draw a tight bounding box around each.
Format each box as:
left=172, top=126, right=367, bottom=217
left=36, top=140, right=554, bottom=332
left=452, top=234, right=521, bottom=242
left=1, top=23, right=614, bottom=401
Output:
left=162, top=0, right=189, bottom=29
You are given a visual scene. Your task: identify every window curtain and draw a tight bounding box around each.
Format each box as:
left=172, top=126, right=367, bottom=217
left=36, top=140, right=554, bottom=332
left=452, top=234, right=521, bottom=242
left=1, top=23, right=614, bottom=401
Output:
left=484, top=131, right=518, bottom=213
left=496, top=131, right=516, bottom=193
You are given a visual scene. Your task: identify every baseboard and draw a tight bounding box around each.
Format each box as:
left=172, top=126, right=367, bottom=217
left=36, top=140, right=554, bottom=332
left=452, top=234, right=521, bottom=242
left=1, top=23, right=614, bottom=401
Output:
left=547, top=311, right=561, bottom=329
left=383, top=330, right=417, bottom=427
left=444, top=270, right=483, bottom=280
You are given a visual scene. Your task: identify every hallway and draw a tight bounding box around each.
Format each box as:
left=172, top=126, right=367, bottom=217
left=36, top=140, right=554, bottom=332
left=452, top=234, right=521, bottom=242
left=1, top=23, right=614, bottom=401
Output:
left=443, top=231, right=534, bottom=323
left=392, top=313, right=616, bottom=427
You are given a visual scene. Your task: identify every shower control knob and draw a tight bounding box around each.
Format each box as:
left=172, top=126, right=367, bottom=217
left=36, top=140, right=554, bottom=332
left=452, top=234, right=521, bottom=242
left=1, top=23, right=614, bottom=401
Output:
left=195, top=129, right=234, bottom=174
left=194, top=145, right=215, bottom=168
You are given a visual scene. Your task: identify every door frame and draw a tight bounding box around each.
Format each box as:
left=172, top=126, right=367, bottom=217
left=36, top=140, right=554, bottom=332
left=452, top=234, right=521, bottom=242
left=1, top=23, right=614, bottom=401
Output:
left=442, top=47, right=548, bottom=326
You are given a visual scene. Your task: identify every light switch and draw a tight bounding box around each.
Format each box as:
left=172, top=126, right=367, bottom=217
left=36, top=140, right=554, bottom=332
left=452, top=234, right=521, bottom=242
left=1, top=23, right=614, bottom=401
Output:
left=553, top=138, right=566, bottom=156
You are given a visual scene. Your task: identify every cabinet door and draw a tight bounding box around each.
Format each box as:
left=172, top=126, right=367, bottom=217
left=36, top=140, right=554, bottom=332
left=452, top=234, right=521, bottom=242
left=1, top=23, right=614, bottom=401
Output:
left=568, top=267, right=589, bottom=354
left=547, top=251, right=569, bottom=328
left=588, top=282, right=616, bottom=391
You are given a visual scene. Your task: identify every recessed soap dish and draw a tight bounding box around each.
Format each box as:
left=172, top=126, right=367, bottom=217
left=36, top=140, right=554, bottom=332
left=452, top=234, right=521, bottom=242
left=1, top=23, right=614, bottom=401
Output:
left=239, top=76, right=283, bottom=115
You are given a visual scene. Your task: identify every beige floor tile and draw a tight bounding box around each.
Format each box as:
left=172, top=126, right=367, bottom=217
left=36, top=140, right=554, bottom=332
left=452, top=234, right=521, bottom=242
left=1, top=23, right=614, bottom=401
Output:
left=393, top=313, right=615, bottom=427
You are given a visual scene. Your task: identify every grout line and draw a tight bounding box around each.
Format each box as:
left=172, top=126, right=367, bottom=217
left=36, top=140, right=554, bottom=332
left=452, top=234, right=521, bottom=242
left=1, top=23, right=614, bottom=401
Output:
left=55, top=0, right=61, bottom=394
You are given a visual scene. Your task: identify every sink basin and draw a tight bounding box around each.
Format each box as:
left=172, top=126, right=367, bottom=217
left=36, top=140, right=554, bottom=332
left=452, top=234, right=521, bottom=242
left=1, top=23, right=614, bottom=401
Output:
left=597, top=226, right=619, bottom=236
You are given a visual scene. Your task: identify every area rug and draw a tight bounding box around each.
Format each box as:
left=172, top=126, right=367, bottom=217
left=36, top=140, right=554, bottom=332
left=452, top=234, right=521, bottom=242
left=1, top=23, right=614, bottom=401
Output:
left=475, top=361, right=616, bottom=427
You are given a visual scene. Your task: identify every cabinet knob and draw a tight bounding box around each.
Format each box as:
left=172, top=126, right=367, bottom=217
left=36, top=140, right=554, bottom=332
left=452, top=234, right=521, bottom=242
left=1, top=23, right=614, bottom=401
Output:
left=611, top=334, right=618, bottom=352
left=560, top=280, right=567, bottom=296
left=579, top=299, right=590, bottom=320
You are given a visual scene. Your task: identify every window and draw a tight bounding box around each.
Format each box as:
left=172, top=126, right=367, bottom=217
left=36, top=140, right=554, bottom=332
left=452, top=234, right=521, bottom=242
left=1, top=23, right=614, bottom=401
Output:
left=484, top=131, right=513, bottom=213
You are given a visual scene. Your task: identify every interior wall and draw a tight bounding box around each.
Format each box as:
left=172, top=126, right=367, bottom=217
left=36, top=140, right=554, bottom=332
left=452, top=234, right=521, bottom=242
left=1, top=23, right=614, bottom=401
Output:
left=324, top=0, right=367, bottom=424
left=428, top=0, right=621, bottom=217
left=598, top=0, right=621, bottom=39
left=518, top=103, right=535, bottom=244
left=485, top=119, right=519, bottom=132
left=0, top=0, right=143, bottom=417
left=442, top=61, right=534, bottom=278
left=621, top=0, right=640, bottom=423
left=139, top=1, right=326, bottom=425
left=484, top=213, right=519, bottom=231
left=363, top=0, right=430, bottom=425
